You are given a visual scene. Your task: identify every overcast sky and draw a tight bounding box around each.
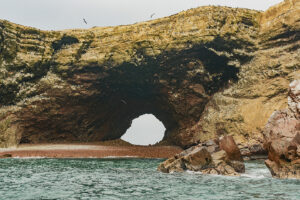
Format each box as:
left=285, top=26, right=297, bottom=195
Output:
left=121, top=114, right=165, bottom=145
left=0, top=0, right=283, bottom=30
left=0, top=0, right=284, bottom=145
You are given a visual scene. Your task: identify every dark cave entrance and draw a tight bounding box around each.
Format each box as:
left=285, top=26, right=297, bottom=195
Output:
left=121, top=114, right=166, bottom=145
left=16, top=39, right=241, bottom=146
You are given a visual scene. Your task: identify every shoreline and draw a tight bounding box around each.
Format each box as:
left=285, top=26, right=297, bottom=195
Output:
left=0, top=144, right=183, bottom=159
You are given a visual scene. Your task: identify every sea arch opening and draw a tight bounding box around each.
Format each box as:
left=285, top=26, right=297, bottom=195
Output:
left=121, top=114, right=166, bottom=145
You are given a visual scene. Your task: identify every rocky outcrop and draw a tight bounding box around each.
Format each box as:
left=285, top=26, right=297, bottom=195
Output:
left=158, top=136, right=245, bottom=176
left=240, top=143, right=267, bottom=160
left=187, top=0, right=300, bottom=148
left=0, top=0, right=299, bottom=148
left=263, top=80, right=300, bottom=178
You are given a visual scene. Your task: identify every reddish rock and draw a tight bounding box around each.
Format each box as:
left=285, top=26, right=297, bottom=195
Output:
left=158, top=136, right=245, bottom=175
left=263, top=80, right=300, bottom=179
left=219, top=135, right=243, bottom=161
left=267, top=139, right=290, bottom=163
left=182, top=147, right=213, bottom=171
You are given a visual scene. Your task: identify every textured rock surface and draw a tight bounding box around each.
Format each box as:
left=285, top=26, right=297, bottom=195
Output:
left=240, top=143, right=267, bottom=160
left=0, top=0, right=299, bottom=147
left=157, top=136, right=245, bottom=175
left=263, top=80, right=300, bottom=178
left=189, top=0, right=300, bottom=148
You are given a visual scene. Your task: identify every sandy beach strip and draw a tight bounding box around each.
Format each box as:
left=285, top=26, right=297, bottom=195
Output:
left=0, top=144, right=183, bottom=159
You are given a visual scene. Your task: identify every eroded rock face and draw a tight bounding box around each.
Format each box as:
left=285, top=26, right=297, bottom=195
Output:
left=0, top=0, right=299, bottom=148
left=188, top=0, right=300, bottom=148
left=263, top=80, right=300, bottom=178
left=158, top=135, right=245, bottom=176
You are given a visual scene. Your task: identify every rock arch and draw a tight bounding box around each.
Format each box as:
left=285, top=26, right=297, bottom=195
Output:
left=0, top=0, right=299, bottom=148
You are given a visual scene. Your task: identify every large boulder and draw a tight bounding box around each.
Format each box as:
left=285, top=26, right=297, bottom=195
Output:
left=158, top=135, right=245, bottom=176
left=219, top=135, right=243, bottom=161
left=263, top=80, right=300, bottom=178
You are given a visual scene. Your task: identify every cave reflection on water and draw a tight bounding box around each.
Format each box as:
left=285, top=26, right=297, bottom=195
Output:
left=121, top=114, right=166, bottom=145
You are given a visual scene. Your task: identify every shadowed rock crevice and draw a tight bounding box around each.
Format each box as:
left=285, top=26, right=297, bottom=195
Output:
left=52, top=35, right=79, bottom=51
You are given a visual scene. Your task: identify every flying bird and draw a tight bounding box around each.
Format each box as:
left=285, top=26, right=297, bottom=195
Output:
left=83, top=18, right=88, bottom=24
left=150, top=13, right=155, bottom=18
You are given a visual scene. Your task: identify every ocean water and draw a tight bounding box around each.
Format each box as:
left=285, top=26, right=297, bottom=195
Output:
left=0, top=158, right=299, bottom=200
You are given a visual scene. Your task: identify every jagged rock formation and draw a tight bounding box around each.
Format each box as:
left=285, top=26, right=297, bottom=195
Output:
left=0, top=0, right=299, bottom=148
left=158, top=136, right=245, bottom=175
left=186, top=0, right=300, bottom=149
left=264, top=80, right=300, bottom=178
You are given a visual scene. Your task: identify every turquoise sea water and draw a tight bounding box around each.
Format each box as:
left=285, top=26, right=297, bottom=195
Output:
left=0, top=158, right=299, bottom=200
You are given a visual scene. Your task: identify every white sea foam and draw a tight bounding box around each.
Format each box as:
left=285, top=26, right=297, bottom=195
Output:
left=182, top=161, right=272, bottom=179
left=242, top=165, right=272, bottom=179
left=103, top=156, right=139, bottom=158
left=241, top=173, right=267, bottom=179
left=186, top=170, right=202, bottom=174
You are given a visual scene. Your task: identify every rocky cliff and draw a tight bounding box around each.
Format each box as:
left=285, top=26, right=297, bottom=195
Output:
left=264, top=80, right=300, bottom=178
left=0, top=0, right=299, bottom=148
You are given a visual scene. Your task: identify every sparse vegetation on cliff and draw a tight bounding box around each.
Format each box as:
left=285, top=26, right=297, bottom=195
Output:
left=0, top=0, right=299, bottom=148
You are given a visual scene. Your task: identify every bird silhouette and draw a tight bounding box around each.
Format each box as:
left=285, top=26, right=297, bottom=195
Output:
left=83, top=18, right=88, bottom=24
left=150, top=13, right=155, bottom=18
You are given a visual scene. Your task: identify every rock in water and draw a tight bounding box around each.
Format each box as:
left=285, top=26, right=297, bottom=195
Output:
left=263, top=80, right=300, bottom=179
left=219, top=135, right=243, bottom=161
left=158, top=136, right=245, bottom=176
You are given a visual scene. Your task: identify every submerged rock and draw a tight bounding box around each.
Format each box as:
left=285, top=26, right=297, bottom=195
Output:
left=263, top=80, right=300, bottom=179
left=158, top=135, right=245, bottom=176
